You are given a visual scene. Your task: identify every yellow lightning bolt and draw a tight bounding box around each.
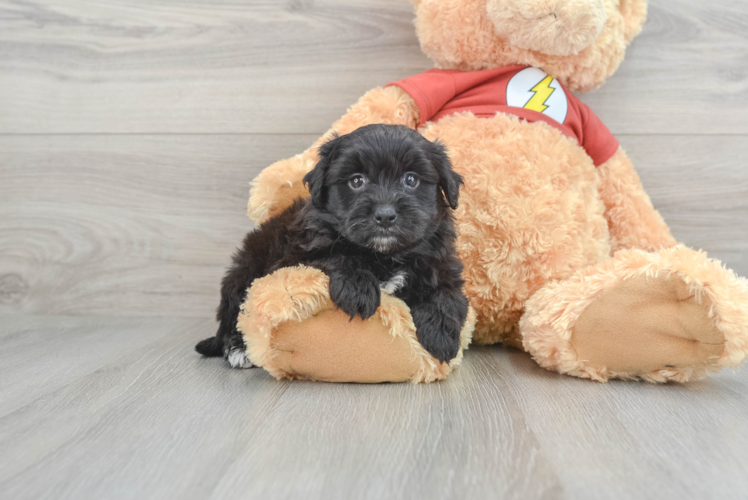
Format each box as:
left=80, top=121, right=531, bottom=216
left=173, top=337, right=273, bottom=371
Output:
left=524, top=75, right=556, bottom=113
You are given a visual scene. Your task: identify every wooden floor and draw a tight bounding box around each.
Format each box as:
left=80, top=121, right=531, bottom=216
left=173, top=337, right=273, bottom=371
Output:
left=1, top=1, right=747, bottom=499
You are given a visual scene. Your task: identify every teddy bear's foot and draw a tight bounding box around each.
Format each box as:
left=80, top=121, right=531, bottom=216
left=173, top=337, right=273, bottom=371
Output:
left=571, top=273, right=724, bottom=375
left=520, top=246, right=748, bottom=383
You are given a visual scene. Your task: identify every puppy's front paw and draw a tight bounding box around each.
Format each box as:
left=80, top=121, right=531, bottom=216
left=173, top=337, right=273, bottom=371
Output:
left=411, top=305, right=461, bottom=363
left=329, top=269, right=381, bottom=320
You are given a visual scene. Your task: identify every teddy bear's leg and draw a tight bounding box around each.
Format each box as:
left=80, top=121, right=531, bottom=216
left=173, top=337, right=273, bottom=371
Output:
left=596, top=147, right=678, bottom=253
left=237, top=266, right=476, bottom=384
left=520, top=246, right=748, bottom=382
left=248, top=86, right=420, bottom=225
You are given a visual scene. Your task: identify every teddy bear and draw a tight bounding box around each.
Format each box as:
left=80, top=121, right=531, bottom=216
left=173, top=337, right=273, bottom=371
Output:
left=237, top=0, right=748, bottom=384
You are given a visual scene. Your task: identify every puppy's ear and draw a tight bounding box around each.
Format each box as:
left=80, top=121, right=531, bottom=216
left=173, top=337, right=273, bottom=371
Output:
left=304, top=133, right=342, bottom=208
left=428, top=140, right=463, bottom=209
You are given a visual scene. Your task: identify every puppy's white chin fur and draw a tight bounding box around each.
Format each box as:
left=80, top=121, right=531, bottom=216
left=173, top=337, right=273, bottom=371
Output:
left=370, top=236, right=398, bottom=253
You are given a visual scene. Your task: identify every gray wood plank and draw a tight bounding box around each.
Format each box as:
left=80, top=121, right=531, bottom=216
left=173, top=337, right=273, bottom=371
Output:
left=1, top=134, right=746, bottom=318
left=584, top=0, right=748, bottom=134
left=0, top=317, right=290, bottom=499
left=0, top=134, right=315, bottom=317
left=472, top=348, right=748, bottom=500
left=621, top=135, right=748, bottom=273
left=0, top=0, right=428, bottom=135
left=210, top=356, right=560, bottom=500
left=1, top=0, right=747, bottom=135
left=0, top=315, right=203, bottom=417
left=0, top=316, right=746, bottom=500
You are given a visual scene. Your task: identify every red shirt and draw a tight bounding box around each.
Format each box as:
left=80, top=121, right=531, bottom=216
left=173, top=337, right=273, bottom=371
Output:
left=388, top=65, right=619, bottom=166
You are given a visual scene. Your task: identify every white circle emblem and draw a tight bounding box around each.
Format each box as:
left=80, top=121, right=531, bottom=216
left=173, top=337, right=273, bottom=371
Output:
left=506, top=67, right=568, bottom=124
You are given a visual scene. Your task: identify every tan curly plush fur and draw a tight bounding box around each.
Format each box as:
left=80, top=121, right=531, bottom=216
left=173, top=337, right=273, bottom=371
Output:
left=419, top=112, right=612, bottom=344
left=414, top=0, right=647, bottom=92
left=242, top=0, right=748, bottom=383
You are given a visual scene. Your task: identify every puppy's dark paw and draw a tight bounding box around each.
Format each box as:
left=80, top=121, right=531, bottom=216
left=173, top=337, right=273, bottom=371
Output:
left=411, top=304, right=461, bottom=363
left=329, top=269, right=381, bottom=320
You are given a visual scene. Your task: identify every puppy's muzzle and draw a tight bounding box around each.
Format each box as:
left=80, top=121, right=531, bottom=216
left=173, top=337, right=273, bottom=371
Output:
left=374, top=205, right=397, bottom=229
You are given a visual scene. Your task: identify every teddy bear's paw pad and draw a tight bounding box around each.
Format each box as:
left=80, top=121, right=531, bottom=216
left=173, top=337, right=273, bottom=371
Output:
left=226, top=348, right=255, bottom=369
left=570, top=274, right=724, bottom=375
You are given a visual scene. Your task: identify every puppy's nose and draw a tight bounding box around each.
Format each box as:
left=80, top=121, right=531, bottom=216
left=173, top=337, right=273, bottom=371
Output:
left=374, top=206, right=397, bottom=228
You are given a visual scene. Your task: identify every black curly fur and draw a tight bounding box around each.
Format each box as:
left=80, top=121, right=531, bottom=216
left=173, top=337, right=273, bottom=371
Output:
left=195, top=124, right=469, bottom=365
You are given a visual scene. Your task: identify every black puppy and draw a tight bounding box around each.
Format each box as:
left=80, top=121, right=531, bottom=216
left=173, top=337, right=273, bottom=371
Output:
left=195, top=124, right=469, bottom=368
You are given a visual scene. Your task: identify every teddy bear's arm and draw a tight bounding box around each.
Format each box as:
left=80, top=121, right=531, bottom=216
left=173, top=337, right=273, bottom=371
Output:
left=597, top=147, right=677, bottom=253
left=247, top=86, right=420, bottom=224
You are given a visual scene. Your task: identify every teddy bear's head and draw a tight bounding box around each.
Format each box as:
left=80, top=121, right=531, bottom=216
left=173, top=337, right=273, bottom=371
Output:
left=411, top=0, right=647, bottom=92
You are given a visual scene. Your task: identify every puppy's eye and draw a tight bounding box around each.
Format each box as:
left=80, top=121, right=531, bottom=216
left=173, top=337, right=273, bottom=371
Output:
left=403, top=173, right=419, bottom=189
left=349, top=174, right=366, bottom=190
